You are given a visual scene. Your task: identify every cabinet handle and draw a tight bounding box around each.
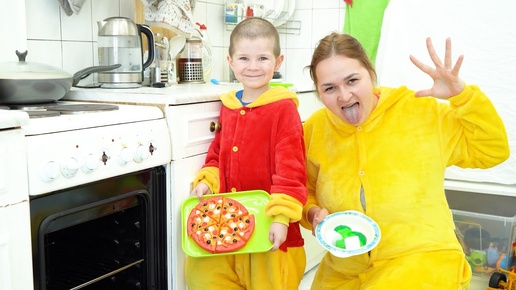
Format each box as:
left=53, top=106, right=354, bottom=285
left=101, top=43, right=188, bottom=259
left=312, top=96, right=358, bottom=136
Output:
left=210, top=121, right=221, bottom=132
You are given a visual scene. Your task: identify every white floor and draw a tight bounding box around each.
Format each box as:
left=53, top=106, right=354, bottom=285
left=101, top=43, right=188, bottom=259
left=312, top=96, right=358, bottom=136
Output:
left=299, top=265, right=318, bottom=290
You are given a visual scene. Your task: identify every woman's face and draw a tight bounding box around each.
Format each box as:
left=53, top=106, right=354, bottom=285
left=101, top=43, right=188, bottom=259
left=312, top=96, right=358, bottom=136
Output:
left=315, top=55, right=377, bottom=126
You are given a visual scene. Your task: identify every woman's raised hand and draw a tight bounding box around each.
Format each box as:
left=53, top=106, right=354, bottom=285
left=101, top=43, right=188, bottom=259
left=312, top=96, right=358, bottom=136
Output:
left=409, top=37, right=465, bottom=99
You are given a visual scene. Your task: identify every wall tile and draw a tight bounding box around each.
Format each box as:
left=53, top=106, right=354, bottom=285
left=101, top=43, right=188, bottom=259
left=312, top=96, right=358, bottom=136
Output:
left=312, top=8, right=343, bottom=48
left=285, top=9, right=312, bottom=49
left=26, top=40, right=63, bottom=68
left=0, top=0, right=28, bottom=61
left=92, top=0, right=122, bottom=41
left=313, top=0, right=342, bottom=9
left=61, top=1, right=93, bottom=41
left=26, top=0, right=61, bottom=40
left=62, top=41, right=95, bottom=86
left=205, top=3, right=224, bottom=48
left=120, top=0, right=134, bottom=18
left=294, top=0, right=311, bottom=10
left=283, top=48, right=313, bottom=91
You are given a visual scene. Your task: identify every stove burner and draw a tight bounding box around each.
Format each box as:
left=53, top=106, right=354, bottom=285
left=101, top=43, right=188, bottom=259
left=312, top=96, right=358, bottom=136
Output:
left=47, top=104, right=119, bottom=114
left=5, top=103, right=120, bottom=118
left=26, top=111, right=61, bottom=118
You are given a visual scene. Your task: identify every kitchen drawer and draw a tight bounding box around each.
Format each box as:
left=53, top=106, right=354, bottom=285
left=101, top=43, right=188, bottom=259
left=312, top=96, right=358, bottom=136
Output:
left=165, top=101, right=222, bottom=160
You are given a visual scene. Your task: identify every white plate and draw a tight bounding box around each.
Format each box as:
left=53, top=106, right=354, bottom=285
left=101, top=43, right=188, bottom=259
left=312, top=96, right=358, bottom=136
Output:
left=247, top=0, right=284, bottom=23
left=272, top=0, right=295, bottom=27
left=315, top=210, right=381, bottom=258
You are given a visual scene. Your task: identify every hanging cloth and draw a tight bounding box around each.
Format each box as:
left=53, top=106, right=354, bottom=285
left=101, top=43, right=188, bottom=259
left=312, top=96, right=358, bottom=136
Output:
left=57, top=0, right=86, bottom=16
left=141, top=0, right=195, bottom=36
left=343, top=0, right=390, bottom=67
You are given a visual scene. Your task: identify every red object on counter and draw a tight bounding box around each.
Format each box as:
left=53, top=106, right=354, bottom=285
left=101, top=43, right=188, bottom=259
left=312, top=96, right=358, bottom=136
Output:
left=344, top=0, right=353, bottom=6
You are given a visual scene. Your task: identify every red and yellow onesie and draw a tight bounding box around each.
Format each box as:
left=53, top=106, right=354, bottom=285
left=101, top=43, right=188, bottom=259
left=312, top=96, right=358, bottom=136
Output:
left=301, top=85, right=509, bottom=290
left=186, top=86, right=308, bottom=290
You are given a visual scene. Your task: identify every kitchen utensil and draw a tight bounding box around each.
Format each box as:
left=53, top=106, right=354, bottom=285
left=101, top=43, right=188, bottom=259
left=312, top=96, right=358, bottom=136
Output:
left=0, top=50, right=120, bottom=104
left=97, top=17, right=155, bottom=88
left=168, top=35, right=186, bottom=60
left=181, top=190, right=273, bottom=257
left=315, top=210, right=381, bottom=258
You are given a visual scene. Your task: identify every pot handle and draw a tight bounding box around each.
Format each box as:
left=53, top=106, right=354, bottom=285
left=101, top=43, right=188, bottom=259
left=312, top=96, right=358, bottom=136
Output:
left=72, top=64, right=122, bottom=86
left=138, top=24, right=155, bottom=71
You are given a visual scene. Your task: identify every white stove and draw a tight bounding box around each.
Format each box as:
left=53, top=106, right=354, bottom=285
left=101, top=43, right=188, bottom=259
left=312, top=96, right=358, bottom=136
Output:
left=4, top=101, right=172, bottom=196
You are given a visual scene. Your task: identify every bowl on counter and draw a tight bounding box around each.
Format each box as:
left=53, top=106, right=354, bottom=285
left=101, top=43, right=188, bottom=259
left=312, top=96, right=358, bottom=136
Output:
left=315, top=210, right=381, bottom=258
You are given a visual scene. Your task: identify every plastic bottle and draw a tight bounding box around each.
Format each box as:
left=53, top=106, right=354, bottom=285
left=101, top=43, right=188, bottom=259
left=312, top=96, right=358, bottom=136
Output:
left=195, top=22, right=212, bottom=82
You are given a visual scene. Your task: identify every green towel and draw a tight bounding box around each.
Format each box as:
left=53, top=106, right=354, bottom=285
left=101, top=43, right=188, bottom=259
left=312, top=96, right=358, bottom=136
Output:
left=344, top=0, right=390, bottom=67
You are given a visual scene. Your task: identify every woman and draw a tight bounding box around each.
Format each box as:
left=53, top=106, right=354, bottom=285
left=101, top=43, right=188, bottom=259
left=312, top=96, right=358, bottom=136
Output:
left=301, top=32, right=509, bottom=289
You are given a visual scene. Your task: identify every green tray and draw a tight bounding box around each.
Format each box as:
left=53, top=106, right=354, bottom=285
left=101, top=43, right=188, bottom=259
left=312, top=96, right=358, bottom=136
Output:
left=181, top=190, right=274, bottom=257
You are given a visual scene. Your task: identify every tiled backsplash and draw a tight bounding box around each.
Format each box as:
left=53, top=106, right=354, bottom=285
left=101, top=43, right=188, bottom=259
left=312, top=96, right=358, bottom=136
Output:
left=1, top=0, right=345, bottom=92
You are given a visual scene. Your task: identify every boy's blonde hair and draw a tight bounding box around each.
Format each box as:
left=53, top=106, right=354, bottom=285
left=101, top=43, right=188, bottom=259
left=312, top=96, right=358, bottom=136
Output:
left=228, top=17, right=281, bottom=57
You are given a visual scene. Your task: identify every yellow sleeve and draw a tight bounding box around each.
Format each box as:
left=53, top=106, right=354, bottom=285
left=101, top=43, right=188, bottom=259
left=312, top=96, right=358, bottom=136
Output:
left=192, top=166, right=220, bottom=194
left=265, top=193, right=303, bottom=224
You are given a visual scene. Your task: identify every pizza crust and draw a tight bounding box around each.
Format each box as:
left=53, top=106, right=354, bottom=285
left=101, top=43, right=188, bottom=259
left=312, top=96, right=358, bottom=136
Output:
left=187, top=196, right=256, bottom=253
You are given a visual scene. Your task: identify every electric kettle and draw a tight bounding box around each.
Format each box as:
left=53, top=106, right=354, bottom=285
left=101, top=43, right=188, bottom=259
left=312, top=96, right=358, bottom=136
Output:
left=97, top=17, right=155, bottom=88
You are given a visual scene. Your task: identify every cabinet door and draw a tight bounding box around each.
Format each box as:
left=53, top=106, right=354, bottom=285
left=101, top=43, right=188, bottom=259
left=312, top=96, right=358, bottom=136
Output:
left=166, top=101, right=222, bottom=160
left=0, top=203, right=33, bottom=290
left=168, top=154, right=207, bottom=290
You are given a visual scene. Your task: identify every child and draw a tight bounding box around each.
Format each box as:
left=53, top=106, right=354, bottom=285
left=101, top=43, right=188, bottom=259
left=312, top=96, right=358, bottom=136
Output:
left=185, top=17, right=308, bottom=290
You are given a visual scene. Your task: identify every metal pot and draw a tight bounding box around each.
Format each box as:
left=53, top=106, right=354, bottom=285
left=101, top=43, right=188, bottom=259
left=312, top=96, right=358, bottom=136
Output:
left=0, top=50, right=120, bottom=105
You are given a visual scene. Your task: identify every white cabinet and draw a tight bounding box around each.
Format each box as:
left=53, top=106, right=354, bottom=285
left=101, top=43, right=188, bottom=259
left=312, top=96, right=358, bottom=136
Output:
left=165, top=101, right=222, bottom=290
left=165, top=101, right=222, bottom=160
left=0, top=202, right=33, bottom=290
left=0, top=127, right=33, bottom=290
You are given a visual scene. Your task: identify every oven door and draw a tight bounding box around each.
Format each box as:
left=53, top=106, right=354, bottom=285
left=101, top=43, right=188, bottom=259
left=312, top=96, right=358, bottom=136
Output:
left=29, top=166, right=167, bottom=290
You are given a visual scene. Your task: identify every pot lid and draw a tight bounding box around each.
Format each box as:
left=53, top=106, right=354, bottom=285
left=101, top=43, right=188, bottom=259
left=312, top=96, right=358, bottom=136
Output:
left=0, top=50, right=72, bottom=79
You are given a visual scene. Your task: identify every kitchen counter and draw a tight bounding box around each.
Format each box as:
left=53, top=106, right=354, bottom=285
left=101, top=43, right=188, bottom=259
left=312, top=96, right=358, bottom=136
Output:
left=64, top=83, right=324, bottom=122
left=64, top=83, right=243, bottom=106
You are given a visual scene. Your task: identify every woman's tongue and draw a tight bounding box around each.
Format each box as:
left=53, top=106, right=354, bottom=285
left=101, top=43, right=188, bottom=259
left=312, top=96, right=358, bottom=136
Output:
left=343, top=103, right=359, bottom=124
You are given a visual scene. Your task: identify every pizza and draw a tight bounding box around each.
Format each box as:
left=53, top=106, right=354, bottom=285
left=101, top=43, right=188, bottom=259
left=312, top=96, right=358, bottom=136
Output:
left=187, top=196, right=256, bottom=254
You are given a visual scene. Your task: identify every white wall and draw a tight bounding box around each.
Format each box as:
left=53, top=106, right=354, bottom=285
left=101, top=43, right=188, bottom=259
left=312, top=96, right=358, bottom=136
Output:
left=0, top=0, right=345, bottom=92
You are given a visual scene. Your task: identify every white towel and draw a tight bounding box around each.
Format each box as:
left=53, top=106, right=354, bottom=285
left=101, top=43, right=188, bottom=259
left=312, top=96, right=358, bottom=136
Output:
left=57, top=0, right=86, bottom=16
left=141, top=0, right=195, bottom=36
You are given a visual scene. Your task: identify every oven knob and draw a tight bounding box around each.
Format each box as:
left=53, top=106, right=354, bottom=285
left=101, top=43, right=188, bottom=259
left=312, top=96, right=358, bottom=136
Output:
left=133, top=144, right=150, bottom=163
left=117, top=147, right=134, bottom=165
left=60, top=157, right=79, bottom=178
left=39, top=161, right=60, bottom=182
left=81, top=153, right=100, bottom=173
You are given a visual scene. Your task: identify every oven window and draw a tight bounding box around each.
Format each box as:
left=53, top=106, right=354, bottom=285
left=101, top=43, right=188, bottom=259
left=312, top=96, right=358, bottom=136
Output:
left=30, top=167, right=167, bottom=290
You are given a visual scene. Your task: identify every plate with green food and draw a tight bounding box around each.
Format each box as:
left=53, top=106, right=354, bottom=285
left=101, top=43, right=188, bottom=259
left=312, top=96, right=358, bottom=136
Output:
left=315, top=210, right=381, bottom=258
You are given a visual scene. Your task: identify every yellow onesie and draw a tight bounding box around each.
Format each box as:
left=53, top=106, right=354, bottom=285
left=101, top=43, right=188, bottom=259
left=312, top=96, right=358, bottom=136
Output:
left=301, top=85, right=510, bottom=289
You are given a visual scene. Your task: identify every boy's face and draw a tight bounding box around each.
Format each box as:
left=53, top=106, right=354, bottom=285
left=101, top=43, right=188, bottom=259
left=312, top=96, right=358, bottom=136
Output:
left=228, top=36, right=283, bottom=94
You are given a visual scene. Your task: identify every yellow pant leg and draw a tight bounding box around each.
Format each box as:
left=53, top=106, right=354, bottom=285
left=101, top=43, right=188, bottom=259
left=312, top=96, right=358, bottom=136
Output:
left=364, top=251, right=471, bottom=290
left=185, top=255, right=244, bottom=290
left=185, top=247, right=306, bottom=290
left=311, top=250, right=471, bottom=290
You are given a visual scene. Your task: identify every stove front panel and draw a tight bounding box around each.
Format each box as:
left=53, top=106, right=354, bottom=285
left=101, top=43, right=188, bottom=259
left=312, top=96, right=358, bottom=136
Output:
left=26, top=118, right=171, bottom=196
